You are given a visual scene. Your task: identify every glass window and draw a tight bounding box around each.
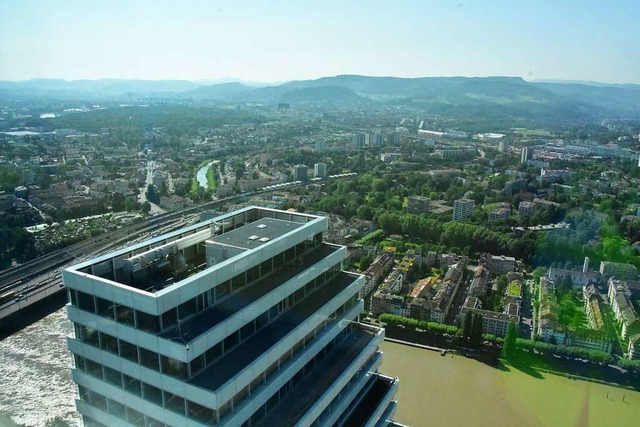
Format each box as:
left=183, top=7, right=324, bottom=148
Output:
left=223, top=331, right=239, bottom=352
left=74, top=354, right=86, bottom=372
left=161, top=356, right=187, bottom=380
left=85, top=358, right=103, bottom=379
left=91, top=392, right=107, bottom=412
left=163, top=392, right=185, bottom=415
left=78, top=385, right=89, bottom=401
left=240, top=321, right=255, bottom=341
left=119, top=340, right=138, bottom=363
left=161, top=309, right=177, bottom=331
left=216, top=281, right=230, bottom=299
left=136, top=310, right=159, bottom=334
left=103, top=366, right=122, bottom=387
left=100, top=332, right=118, bottom=354
left=95, top=297, right=115, bottom=320
left=115, top=304, right=135, bottom=326
left=77, top=291, right=95, bottom=313
left=139, top=347, right=159, bottom=371
left=205, top=343, right=222, bottom=365
left=188, top=401, right=214, bottom=424
left=232, top=273, right=245, bottom=291
left=178, top=298, right=197, bottom=320
left=190, top=354, right=204, bottom=376
left=81, top=326, right=100, bottom=347
left=125, top=406, right=144, bottom=425
left=260, top=258, right=273, bottom=276
left=107, top=398, right=126, bottom=419
left=123, top=374, right=141, bottom=397
left=143, top=383, right=163, bottom=405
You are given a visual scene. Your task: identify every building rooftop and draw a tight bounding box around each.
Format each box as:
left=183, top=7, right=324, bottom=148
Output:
left=208, top=217, right=304, bottom=251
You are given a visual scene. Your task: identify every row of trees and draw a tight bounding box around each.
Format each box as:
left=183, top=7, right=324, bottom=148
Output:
left=376, top=211, right=537, bottom=261
left=514, top=337, right=614, bottom=365
left=378, top=313, right=459, bottom=336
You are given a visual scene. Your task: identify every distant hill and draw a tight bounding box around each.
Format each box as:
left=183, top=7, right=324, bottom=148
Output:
left=0, top=78, right=202, bottom=99
left=2, top=75, right=639, bottom=121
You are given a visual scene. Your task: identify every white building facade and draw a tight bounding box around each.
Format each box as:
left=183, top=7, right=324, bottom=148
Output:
left=64, top=207, right=401, bottom=427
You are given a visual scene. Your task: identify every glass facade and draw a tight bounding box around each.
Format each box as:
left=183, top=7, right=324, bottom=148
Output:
left=64, top=207, right=400, bottom=427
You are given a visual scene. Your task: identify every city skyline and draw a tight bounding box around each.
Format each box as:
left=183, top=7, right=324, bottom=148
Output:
left=1, top=0, right=639, bottom=84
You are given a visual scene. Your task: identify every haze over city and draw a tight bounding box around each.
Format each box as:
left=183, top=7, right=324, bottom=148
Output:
left=1, top=0, right=639, bottom=84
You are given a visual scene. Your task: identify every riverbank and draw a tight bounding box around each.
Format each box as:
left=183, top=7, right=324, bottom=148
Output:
left=380, top=341, right=640, bottom=427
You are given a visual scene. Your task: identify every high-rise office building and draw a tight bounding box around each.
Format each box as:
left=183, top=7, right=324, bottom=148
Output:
left=520, top=147, right=532, bottom=164
left=353, top=133, right=366, bottom=149
left=64, top=207, right=401, bottom=427
left=452, top=198, right=475, bottom=221
left=293, top=164, right=308, bottom=181
left=314, top=162, right=327, bottom=178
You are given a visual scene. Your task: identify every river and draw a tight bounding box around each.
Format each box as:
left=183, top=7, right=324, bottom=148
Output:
left=1, top=310, right=639, bottom=427
left=380, top=341, right=640, bottom=427
left=0, top=308, right=78, bottom=427
left=196, top=161, right=215, bottom=190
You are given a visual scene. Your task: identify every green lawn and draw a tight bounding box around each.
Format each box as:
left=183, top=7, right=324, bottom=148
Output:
left=508, top=281, right=522, bottom=297
left=557, top=290, right=588, bottom=330
left=206, top=165, right=217, bottom=191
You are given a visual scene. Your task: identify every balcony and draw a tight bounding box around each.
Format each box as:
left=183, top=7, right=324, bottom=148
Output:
left=188, top=271, right=359, bottom=392
left=160, top=244, right=340, bottom=343
left=256, top=325, right=380, bottom=426
left=338, top=373, right=398, bottom=427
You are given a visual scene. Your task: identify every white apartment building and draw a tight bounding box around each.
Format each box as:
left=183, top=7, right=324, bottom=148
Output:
left=64, top=207, right=402, bottom=427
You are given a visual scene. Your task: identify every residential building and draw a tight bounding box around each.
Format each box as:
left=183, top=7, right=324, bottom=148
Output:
left=63, top=206, right=400, bottom=427
left=371, top=134, right=385, bottom=147
left=313, top=162, right=327, bottom=178
left=583, top=284, right=604, bottom=330
left=460, top=298, right=519, bottom=338
left=353, top=133, right=366, bottom=149
left=521, top=147, right=531, bottom=164
left=608, top=278, right=640, bottom=340
left=407, top=196, right=430, bottom=215
left=487, top=205, right=510, bottom=221
left=293, top=164, right=308, bottom=181
left=628, top=335, right=640, bottom=360
left=566, top=330, right=612, bottom=354
left=486, top=255, right=516, bottom=275
left=548, top=268, right=598, bottom=287
left=452, top=198, right=475, bottom=222
left=518, top=201, right=536, bottom=217
left=600, top=261, right=638, bottom=281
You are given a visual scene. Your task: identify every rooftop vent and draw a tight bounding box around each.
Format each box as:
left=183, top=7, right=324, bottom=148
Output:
left=257, top=224, right=267, bottom=229
left=259, top=237, right=270, bottom=242
left=249, top=235, right=259, bottom=240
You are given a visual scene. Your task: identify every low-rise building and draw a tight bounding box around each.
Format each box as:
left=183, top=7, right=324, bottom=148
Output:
left=486, top=254, right=516, bottom=275
left=548, top=268, right=598, bottom=287
left=407, top=195, right=430, bottom=214
left=452, top=198, right=475, bottom=221
left=488, top=204, right=510, bottom=221
left=608, top=278, right=640, bottom=340
left=518, top=201, right=537, bottom=217
left=600, top=261, right=638, bottom=281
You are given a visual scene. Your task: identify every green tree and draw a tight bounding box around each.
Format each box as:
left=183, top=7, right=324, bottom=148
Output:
left=503, top=321, right=518, bottom=360
left=141, top=201, right=151, bottom=214
left=462, top=311, right=473, bottom=339
left=470, top=313, right=484, bottom=347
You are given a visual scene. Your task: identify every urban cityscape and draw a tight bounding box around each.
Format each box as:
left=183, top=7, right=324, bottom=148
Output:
left=2, top=1, right=640, bottom=427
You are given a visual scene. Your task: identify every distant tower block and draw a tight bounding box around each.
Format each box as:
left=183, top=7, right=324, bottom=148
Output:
left=583, top=256, right=590, bottom=273
left=498, top=140, right=509, bottom=153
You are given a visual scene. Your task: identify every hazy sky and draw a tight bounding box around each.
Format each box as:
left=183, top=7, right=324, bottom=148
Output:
left=1, top=0, right=639, bottom=83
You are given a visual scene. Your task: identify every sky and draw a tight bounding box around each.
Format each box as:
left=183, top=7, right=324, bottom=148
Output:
left=1, top=0, right=639, bottom=84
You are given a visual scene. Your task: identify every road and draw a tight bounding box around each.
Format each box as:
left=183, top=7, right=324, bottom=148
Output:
left=138, top=159, right=165, bottom=215
left=519, top=279, right=535, bottom=339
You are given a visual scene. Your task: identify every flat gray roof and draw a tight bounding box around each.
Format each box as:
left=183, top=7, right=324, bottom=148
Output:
left=208, top=217, right=305, bottom=250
